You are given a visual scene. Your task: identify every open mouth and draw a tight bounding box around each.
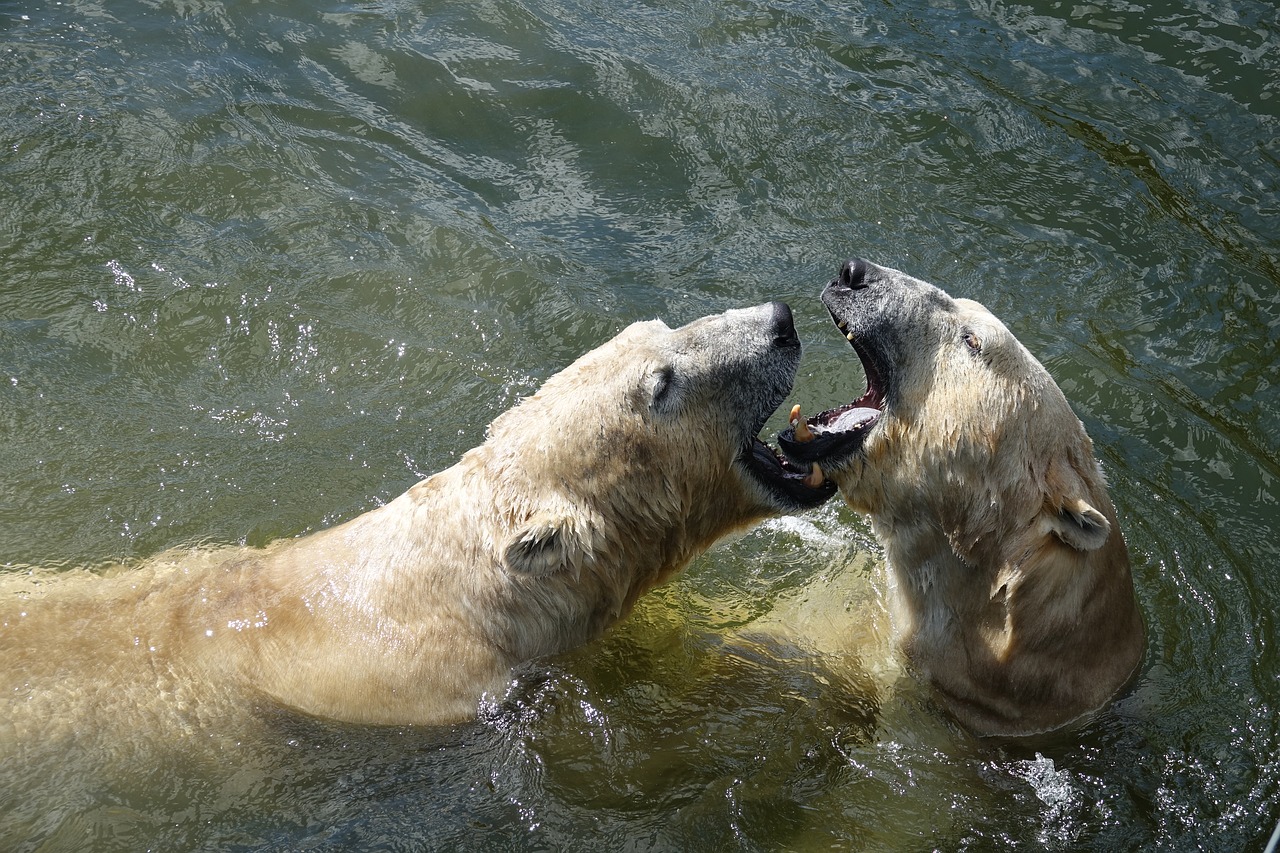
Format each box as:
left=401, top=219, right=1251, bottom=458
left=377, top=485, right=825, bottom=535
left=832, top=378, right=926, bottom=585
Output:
left=735, top=301, right=838, bottom=510
left=776, top=310, right=886, bottom=472
left=742, top=431, right=838, bottom=509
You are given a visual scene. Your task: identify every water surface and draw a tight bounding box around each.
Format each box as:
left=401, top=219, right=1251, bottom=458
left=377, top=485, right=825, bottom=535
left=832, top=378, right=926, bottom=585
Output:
left=2, top=0, right=1278, bottom=849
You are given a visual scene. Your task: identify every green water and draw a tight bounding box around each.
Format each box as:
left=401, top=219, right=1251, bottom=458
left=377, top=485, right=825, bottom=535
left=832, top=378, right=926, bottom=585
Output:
left=2, top=0, right=1277, bottom=849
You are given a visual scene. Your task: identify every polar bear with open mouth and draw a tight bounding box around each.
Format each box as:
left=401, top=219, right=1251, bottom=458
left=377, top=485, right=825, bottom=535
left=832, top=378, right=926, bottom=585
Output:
left=782, top=259, right=1144, bottom=736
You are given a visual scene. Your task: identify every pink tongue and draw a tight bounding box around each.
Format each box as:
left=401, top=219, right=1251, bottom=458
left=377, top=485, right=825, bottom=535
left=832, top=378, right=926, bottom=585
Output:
left=825, top=407, right=879, bottom=433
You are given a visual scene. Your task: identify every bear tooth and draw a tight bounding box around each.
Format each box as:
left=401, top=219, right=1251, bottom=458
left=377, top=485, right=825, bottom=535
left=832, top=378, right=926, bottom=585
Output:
left=804, top=462, right=825, bottom=488
left=789, top=404, right=814, bottom=443
left=846, top=332, right=855, bottom=342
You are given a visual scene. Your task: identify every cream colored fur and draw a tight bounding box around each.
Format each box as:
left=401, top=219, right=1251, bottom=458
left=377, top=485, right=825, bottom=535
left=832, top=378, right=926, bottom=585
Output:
left=1, top=303, right=806, bottom=754
left=815, top=260, right=1144, bottom=736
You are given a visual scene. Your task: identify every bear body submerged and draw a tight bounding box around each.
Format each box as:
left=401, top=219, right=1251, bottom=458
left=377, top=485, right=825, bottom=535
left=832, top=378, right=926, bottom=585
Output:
left=0, top=302, right=830, bottom=752
left=2, top=263, right=1146, bottom=760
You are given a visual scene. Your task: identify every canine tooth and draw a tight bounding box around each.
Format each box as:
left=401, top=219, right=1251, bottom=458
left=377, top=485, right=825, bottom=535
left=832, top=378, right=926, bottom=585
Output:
left=789, top=404, right=814, bottom=442
left=846, top=331, right=855, bottom=342
left=804, top=462, right=825, bottom=488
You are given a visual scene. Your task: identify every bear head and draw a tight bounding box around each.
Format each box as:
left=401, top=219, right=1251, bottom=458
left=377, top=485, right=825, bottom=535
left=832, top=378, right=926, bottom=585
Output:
left=484, top=301, right=836, bottom=581
left=780, top=259, right=1116, bottom=568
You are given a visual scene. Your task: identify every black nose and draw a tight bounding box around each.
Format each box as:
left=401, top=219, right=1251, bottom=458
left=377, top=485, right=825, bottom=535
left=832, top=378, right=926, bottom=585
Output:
left=769, top=301, right=800, bottom=347
left=833, top=258, right=869, bottom=290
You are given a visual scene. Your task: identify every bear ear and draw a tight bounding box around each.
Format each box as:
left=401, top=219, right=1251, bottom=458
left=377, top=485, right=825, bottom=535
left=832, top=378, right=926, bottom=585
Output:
left=645, top=364, right=682, bottom=416
left=503, top=514, right=583, bottom=579
left=1045, top=497, right=1111, bottom=552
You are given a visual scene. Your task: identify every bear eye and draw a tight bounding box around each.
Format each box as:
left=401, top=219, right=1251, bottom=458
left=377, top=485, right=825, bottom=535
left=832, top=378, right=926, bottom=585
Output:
left=962, top=331, right=982, bottom=354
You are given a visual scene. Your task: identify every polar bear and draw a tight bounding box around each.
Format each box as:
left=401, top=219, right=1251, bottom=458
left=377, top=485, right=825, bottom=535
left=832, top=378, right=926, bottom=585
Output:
left=781, top=259, right=1145, bottom=737
left=0, top=302, right=833, bottom=753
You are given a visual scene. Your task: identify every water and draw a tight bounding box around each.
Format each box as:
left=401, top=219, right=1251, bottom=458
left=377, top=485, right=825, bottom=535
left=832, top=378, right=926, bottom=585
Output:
left=1, top=0, right=1277, bottom=848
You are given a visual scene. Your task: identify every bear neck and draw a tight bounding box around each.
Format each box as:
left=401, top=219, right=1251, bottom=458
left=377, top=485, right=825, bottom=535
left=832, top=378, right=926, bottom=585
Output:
left=228, top=446, right=742, bottom=725
left=873, top=503, right=1145, bottom=737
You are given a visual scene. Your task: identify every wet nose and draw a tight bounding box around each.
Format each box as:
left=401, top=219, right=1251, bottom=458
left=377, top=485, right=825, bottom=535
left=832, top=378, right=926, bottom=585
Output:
left=769, top=301, right=800, bottom=347
left=833, top=258, right=869, bottom=290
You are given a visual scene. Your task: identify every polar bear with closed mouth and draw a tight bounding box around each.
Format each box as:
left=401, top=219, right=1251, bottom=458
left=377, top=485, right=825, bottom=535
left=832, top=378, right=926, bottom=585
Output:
left=0, top=301, right=832, bottom=756
left=782, top=259, right=1145, bottom=737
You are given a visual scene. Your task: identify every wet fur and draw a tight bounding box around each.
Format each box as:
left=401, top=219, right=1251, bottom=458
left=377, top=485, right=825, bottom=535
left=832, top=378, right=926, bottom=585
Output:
left=821, top=261, right=1144, bottom=736
left=0, top=305, right=801, bottom=752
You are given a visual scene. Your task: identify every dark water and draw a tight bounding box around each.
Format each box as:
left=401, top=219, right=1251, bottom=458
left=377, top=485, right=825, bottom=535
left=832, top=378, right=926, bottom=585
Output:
left=2, top=0, right=1277, bottom=849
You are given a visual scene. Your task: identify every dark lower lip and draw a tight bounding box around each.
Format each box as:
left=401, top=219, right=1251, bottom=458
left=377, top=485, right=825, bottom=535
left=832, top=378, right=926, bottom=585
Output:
left=742, top=438, right=837, bottom=509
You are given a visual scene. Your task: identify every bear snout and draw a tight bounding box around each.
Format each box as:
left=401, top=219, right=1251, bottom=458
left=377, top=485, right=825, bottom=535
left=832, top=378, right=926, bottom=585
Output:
left=832, top=258, right=870, bottom=291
